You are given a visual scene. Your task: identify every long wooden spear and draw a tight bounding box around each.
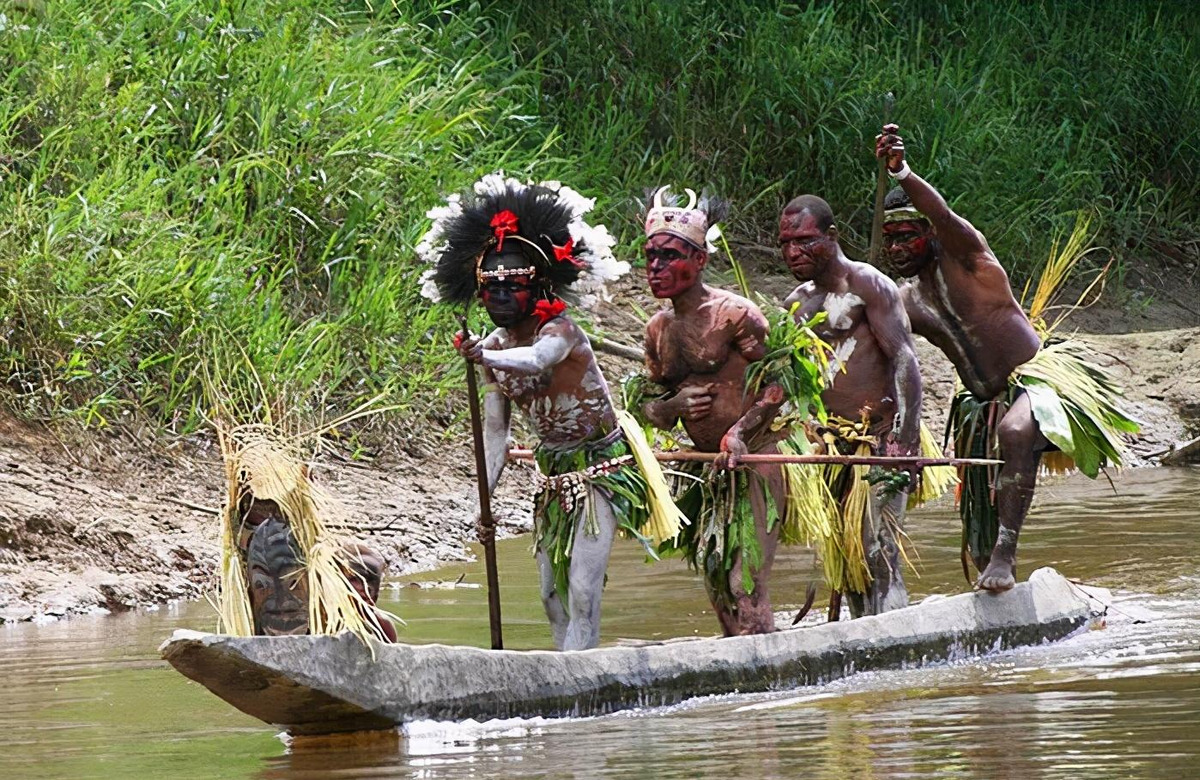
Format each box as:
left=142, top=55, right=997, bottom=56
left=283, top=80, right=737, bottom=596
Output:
left=460, top=311, right=504, bottom=650
left=869, top=92, right=896, bottom=267
left=508, top=449, right=1001, bottom=468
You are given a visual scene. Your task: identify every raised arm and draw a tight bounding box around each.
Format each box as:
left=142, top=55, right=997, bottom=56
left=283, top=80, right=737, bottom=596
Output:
left=876, top=123, right=988, bottom=261
left=863, top=273, right=922, bottom=454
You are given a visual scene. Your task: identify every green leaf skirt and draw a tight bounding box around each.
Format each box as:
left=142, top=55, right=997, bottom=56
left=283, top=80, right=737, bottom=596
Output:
left=949, top=339, right=1139, bottom=568
left=533, top=431, right=653, bottom=605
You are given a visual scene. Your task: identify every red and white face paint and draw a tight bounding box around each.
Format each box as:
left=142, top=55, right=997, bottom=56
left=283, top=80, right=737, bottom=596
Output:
left=883, top=220, right=934, bottom=278
left=478, top=251, right=540, bottom=328
left=643, top=234, right=706, bottom=299
left=778, top=211, right=834, bottom=282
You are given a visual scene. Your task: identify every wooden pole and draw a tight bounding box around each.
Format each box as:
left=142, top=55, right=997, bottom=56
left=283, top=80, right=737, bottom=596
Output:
left=828, top=590, right=843, bottom=622
left=461, top=312, right=504, bottom=650
left=869, top=92, right=895, bottom=267
left=508, top=448, right=1001, bottom=468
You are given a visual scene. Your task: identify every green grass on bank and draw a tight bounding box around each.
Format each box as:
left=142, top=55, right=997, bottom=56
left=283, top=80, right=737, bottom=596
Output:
left=1, top=1, right=555, bottom=432
left=0, top=1, right=1196, bottom=433
left=514, top=0, right=1199, bottom=253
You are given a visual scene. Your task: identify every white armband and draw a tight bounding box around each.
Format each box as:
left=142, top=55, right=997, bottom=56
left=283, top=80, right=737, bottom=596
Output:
left=889, top=161, right=912, bottom=181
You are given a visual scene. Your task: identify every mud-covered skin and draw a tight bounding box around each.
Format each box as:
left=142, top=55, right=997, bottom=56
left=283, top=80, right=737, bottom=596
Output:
left=644, top=292, right=769, bottom=452
left=779, top=203, right=922, bottom=616
left=246, top=517, right=309, bottom=637
left=456, top=253, right=621, bottom=651
left=641, top=233, right=785, bottom=635
left=877, top=124, right=1050, bottom=592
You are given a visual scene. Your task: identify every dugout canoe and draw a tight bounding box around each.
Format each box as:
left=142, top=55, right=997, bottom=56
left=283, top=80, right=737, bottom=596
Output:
left=160, top=567, right=1100, bottom=736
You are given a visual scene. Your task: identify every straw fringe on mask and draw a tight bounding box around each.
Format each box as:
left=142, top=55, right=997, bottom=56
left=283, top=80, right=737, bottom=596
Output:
left=215, top=423, right=394, bottom=648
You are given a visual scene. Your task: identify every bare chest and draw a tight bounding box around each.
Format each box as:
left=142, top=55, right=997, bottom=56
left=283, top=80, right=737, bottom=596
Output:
left=793, top=288, right=872, bottom=385
left=902, top=273, right=1039, bottom=396
left=653, top=318, right=735, bottom=383
left=796, top=289, right=868, bottom=340
left=903, top=279, right=959, bottom=348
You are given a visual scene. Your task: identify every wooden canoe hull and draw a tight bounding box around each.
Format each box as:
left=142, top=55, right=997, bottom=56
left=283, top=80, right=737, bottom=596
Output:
left=161, top=568, right=1097, bottom=736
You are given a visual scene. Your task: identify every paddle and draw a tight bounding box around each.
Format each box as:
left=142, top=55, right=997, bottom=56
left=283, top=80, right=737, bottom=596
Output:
left=869, top=92, right=896, bottom=267
left=459, top=309, right=504, bottom=650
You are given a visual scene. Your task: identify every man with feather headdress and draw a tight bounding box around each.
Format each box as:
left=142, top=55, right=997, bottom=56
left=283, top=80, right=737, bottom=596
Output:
left=420, top=174, right=683, bottom=651
left=875, top=123, right=1138, bottom=592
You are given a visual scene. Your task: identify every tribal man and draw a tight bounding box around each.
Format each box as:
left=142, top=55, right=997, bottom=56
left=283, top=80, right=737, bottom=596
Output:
left=875, top=123, right=1137, bottom=591
left=637, top=187, right=790, bottom=635
left=780, top=194, right=923, bottom=616
left=422, top=175, right=682, bottom=651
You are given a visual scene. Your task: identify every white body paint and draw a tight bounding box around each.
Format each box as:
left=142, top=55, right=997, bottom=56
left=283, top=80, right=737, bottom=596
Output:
left=820, top=293, right=865, bottom=386
left=823, top=292, right=864, bottom=331
left=826, top=337, right=858, bottom=385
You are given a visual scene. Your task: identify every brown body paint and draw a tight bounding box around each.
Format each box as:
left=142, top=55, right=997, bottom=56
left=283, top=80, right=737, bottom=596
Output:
left=641, top=233, right=785, bottom=636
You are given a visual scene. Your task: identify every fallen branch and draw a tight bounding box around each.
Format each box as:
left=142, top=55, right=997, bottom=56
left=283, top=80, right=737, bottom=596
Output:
left=586, top=334, right=645, bottom=362
left=1159, top=435, right=1200, bottom=466
left=508, top=449, right=1001, bottom=467
left=162, top=496, right=220, bottom=515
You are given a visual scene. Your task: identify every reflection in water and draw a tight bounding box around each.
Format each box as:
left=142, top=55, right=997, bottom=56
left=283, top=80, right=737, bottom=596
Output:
left=2, top=469, right=1199, bottom=779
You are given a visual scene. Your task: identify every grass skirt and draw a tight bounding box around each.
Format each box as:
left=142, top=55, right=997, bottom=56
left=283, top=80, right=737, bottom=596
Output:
left=668, top=463, right=778, bottom=615
left=949, top=339, right=1139, bottom=566
left=533, top=420, right=684, bottom=605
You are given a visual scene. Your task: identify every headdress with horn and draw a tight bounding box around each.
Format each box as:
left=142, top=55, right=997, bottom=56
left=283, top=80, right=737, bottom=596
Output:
left=644, top=185, right=728, bottom=253
left=417, top=173, right=627, bottom=309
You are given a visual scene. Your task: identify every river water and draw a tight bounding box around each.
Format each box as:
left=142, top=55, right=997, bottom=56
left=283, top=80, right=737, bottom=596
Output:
left=3, top=468, right=1199, bottom=779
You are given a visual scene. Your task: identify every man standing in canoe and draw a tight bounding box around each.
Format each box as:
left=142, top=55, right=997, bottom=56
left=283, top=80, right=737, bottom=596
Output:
left=779, top=194, right=924, bottom=617
left=634, top=187, right=827, bottom=635
left=420, top=174, right=684, bottom=650
left=874, top=123, right=1138, bottom=591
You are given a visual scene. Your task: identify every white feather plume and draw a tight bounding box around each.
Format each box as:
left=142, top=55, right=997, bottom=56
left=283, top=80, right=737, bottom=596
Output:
left=417, top=172, right=626, bottom=309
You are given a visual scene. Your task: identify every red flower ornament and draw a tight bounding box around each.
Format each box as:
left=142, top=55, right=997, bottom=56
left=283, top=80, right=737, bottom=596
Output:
left=553, top=237, right=586, bottom=269
left=533, top=298, right=567, bottom=326
left=490, top=210, right=519, bottom=251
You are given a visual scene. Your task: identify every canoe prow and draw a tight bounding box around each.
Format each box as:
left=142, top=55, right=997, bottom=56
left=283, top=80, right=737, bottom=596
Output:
left=161, top=567, right=1101, bottom=735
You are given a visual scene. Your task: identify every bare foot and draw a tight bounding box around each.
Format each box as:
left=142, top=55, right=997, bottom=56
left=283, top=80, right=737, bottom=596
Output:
left=975, top=559, right=1017, bottom=592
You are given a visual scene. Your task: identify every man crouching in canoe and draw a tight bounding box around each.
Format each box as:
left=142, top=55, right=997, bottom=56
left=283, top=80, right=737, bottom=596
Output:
left=780, top=195, right=924, bottom=617
left=420, top=175, right=684, bottom=651
left=874, top=124, right=1138, bottom=591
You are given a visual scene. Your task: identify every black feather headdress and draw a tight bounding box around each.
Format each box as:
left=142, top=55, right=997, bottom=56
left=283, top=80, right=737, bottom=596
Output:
left=418, top=174, right=626, bottom=308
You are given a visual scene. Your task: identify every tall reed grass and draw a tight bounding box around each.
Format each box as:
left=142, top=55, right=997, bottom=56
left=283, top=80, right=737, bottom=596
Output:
left=0, top=0, right=1194, bottom=432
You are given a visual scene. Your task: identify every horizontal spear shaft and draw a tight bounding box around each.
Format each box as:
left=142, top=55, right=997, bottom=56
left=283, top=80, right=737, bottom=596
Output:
left=508, top=449, right=1001, bottom=468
